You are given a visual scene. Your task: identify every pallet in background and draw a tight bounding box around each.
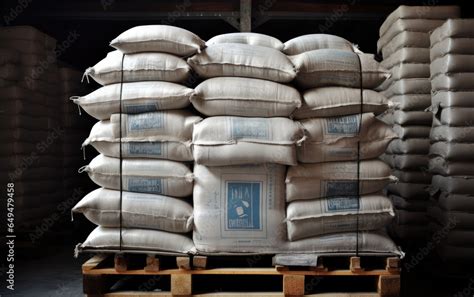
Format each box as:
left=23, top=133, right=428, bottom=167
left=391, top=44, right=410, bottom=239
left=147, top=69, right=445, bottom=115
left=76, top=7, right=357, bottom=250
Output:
left=82, top=253, right=400, bottom=297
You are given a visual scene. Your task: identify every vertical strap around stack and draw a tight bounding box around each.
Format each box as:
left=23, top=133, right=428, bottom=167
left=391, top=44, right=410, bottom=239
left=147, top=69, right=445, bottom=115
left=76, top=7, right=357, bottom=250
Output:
left=118, top=54, right=125, bottom=251
left=354, top=50, right=364, bottom=257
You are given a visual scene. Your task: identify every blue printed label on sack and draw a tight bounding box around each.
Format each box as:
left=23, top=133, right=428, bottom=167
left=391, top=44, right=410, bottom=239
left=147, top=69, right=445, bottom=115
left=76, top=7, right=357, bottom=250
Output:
left=128, top=178, right=163, bottom=194
left=127, top=113, right=164, bottom=131
left=231, top=118, right=269, bottom=140
left=326, top=115, right=360, bottom=134
left=326, top=181, right=358, bottom=197
left=128, top=142, right=162, bottom=156
left=226, top=182, right=262, bottom=230
left=124, top=104, right=158, bottom=114
left=326, top=197, right=359, bottom=212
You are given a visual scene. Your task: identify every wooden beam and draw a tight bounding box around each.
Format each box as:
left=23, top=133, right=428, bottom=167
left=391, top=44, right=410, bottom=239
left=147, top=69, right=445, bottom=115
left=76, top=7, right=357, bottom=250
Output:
left=145, top=255, right=160, bottom=272
left=171, top=274, right=192, bottom=296
left=377, top=275, right=400, bottom=297
left=283, top=275, right=305, bottom=296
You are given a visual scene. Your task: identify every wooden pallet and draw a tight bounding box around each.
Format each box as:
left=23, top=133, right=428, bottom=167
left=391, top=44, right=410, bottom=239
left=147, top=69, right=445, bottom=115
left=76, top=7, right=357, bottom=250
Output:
left=83, top=253, right=400, bottom=297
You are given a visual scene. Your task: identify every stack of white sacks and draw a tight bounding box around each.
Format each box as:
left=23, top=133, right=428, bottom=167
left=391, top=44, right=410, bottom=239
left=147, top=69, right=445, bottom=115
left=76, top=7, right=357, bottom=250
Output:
left=74, top=26, right=204, bottom=254
left=428, top=19, right=474, bottom=262
left=59, top=66, right=96, bottom=201
left=376, top=6, right=460, bottom=243
left=0, top=26, right=63, bottom=230
left=285, top=35, right=397, bottom=252
left=74, top=26, right=403, bottom=256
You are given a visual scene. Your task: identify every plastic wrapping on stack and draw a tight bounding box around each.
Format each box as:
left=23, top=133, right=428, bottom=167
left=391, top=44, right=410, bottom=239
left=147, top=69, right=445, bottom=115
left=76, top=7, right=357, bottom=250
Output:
left=74, top=25, right=203, bottom=255
left=0, top=26, right=65, bottom=231
left=59, top=66, right=96, bottom=202
left=189, top=33, right=304, bottom=253
left=284, top=34, right=399, bottom=254
left=376, top=6, right=460, bottom=244
left=428, top=19, right=474, bottom=263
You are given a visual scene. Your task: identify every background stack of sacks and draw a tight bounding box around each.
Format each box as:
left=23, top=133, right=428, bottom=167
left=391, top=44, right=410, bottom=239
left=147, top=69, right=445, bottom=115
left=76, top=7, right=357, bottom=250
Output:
left=376, top=6, right=460, bottom=244
left=73, top=26, right=204, bottom=255
left=188, top=32, right=304, bottom=254
left=0, top=26, right=64, bottom=231
left=283, top=34, right=399, bottom=253
left=59, top=66, right=96, bottom=204
left=428, top=19, right=474, bottom=263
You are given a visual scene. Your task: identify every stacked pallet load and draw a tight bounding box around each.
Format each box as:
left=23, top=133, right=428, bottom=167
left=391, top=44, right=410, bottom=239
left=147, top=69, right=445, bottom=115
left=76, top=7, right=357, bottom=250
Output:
left=59, top=66, right=96, bottom=204
left=189, top=33, right=304, bottom=253
left=0, top=26, right=64, bottom=232
left=284, top=34, right=399, bottom=254
left=73, top=26, right=204, bottom=255
left=376, top=6, right=460, bottom=244
left=428, top=19, right=474, bottom=263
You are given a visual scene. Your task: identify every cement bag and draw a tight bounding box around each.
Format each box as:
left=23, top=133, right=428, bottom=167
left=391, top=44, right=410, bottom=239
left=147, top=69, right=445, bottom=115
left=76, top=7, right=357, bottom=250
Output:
left=79, top=154, right=193, bottom=197
left=83, top=50, right=191, bottom=85
left=430, top=125, right=474, bottom=143
left=430, top=142, right=474, bottom=161
left=437, top=192, right=474, bottom=212
left=72, top=81, right=193, bottom=120
left=0, top=64, right=21, bottom=80
left=284, top=231, right=402, bottom=256
left=429, top=157, right=474, bottom=176
left=390, top=195, right=429, bottom=211
left=0, top=26, right=57, bottom=49
left=437, top=230, right=474, bottom=247
left=390, top=94, right=432, bottom=111
left=386, top=182, right=429, bottom=200
left=431, top=73, right=474, bottom=91
left=432, top=107, right=474, bottom=126
left=386, top=138, right=430, bottom=154
left=431, top=55, right=474, bottom=77
left=290, top=49, right=389, bottom=89
left=193, top=164, right=287, bottom=253
left=207, top=33, right=283, bottom=50
left=380, top=78, right=431, bottom=98
left=432, top=91, right=474, bottom=108
left=429, top=205, right=474, bottom=229
left=377, top=19, right=447, bottom=52
left=283, top=34, right=356, bottom=55
left=191, top=77, right=301, bottom=117
left=285, top=160, right=395, bottom=202
left=394, top=209, right=428, bottom=225
left=286, top=195, right=394, bottom=241
left=430, top=19, right=474, bottom=45
left=431, top=38, right=474, bottom=60
left=83, top=111, right=200, bottom=161
left=293, top=87, right=389, bottom=119
left=297, top=113, right=396, bottom=163
left=381, top=153, right=429, bottom=170
left=379, top=5, right=460, bottom=37
left=391, top=110, right=432, bottom=125
left=110, top=25, right=205, bottom=56
left=381, top=31, right=430, bottom=59
left=77, top=226, right=195, bottom=255
left=392, top=125, right=431, bottom=139
left=73, top=188, right=193, bottom=232
left=381, top=48, right=430, bottom=70
left=390, top=224, right=430, bottom=241
left=0, top=49, right=19, bottom=65
left=392, top=170, right=432, bottom=184
left=187, top=43, right=296, bottom=83
left=386, top=63, right=430, bottom=81
left=192, top=116, right=304, bottom=166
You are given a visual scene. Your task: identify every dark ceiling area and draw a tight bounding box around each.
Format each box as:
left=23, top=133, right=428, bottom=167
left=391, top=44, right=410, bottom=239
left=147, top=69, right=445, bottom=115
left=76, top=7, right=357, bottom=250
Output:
left=1, top=0, right=471, bottom=74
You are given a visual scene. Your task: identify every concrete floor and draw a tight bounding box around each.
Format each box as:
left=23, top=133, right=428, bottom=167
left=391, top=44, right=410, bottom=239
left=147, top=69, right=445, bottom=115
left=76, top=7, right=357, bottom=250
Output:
left=0, top=242, right=472, bottom=297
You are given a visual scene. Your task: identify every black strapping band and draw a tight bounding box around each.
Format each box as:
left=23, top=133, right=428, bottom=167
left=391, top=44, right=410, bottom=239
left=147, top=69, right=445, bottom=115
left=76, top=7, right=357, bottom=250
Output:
left=354, top=50, right=364, bottom=257
left=119, top=53, right=125, bottom=251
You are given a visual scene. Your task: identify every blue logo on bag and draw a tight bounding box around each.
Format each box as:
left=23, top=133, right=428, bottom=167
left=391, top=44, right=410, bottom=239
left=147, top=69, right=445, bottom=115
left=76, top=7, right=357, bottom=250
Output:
left=128, top=142, right=162, bottom=156
left=326, top=197, right=359, bottom=212
left=125, top=104, right=158, bottom=114
left=326, top=181, right=358, bottom=197
left=231, top=118, right=269, bottom=140
left=128, top=113, right=164, bottom=131
left=326, top=115, right=360, bottom=134
left=226, top=182, right=261, bottom=230
left=128, top=178, right=163, bottom=194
